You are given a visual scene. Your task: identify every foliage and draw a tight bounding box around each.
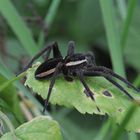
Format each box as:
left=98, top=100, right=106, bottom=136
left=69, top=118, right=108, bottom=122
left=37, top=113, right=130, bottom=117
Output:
left=0, top=74, right=24, bottom=126
left=25, top=63, right=140, bottom=132
left=0, top=0, right=140, bottom=139
left=0, top=116, right=63, bottom=140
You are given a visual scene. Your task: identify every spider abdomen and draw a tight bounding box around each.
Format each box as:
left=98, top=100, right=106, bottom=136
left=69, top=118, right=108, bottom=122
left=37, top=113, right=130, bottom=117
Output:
left=35, top=58, right=63, bottom=79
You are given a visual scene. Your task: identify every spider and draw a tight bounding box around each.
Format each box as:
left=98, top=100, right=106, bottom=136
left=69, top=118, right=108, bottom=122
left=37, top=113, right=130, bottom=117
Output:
left=20, top=41, right=139, bottom=112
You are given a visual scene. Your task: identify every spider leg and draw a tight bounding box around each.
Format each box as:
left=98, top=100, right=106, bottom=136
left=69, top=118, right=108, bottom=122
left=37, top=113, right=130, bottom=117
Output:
left=67, top=41, right=75, bottom=57
left=44, top=41, right=62, bottom=60
left=77, top=72, right=100, bottom=112
left=90, top=66, right=139, bottom=92
left=43, top=62, right=63, bottom=113
left=83, top=71, right=134, bottom=100
left=105, top=76, right=134, bottom=100
left=52, top=42, right=62, bottom=58
left=43, top=47, right=51, bottom=60
left=84, top=52, right=96, bottom=66
left=17, top=42, right=62, bottom=75
left=63, top=41, right=76, bottom=78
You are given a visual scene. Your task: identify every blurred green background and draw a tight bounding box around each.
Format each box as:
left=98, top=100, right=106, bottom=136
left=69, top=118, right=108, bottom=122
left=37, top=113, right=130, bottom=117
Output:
left=0, top=0, right=140, bottom=139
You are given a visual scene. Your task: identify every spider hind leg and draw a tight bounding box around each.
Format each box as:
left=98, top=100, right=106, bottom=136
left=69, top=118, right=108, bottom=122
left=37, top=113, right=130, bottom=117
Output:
left=91, top=66, right=140, bottom=92
left=105, top=76, right=134, bottom=100
left=84, top=71, right=135, bottom=100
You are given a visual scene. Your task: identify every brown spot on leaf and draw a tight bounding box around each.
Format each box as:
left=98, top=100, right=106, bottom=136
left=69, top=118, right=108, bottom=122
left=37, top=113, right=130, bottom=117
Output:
left=118, top=108, right=123, bottom=112
left=102, top=90, right=112, bottom=97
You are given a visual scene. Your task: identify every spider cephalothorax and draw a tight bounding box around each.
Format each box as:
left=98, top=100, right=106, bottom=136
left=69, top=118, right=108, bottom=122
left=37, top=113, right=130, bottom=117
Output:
left=20, top=41, right=139, bottom=112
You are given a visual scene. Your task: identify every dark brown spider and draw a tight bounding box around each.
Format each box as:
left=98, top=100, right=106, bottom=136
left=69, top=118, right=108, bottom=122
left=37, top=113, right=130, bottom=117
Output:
left=20, top=41, right=139, bottom=112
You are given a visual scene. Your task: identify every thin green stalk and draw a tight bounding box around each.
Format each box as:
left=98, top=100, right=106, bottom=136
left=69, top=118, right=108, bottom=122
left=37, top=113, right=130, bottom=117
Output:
left=99, top=0, right=125, bottom=77
left=0, top=111, right=17, bottom=140
left=0, top=72, right=26, bottom=92
left=38, top=0, right=61, bottom=48
left=45, top=0, right=61, bottom=28
left=121, top=0, right=136, bottom=49
left=117, top=0, right=127, bottom=20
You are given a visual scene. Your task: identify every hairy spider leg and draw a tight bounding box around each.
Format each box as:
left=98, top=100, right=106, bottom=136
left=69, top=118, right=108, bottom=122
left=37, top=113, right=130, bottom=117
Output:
left=43, top=42, right=63, bottom=60
left=89, top=66, right=139, bottom=92
left=63, top=41, right=76, bottom=82
left=52, top=42, right=62, bottom=58
left=67, top=41, right=75, bottom=57
left=77, top=72, right=100, bottom=112
left=84, top=53, right=97, bottom=66
left=18, top=42, right=62, bottom=75
left=83, top=71, right=134, bottom=100
left=43, top=62, right=63, bottom=113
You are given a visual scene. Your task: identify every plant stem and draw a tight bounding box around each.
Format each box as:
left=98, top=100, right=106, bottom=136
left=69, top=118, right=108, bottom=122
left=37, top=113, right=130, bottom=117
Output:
left=117, top=0, right=127, bottom=20
left=0, top=72, right=26, bottom=92
left=100, top=0, right=125, bottom=77
left=38, top=0, right=61, bottom=48
left=121, top=0, right=136, bottom=49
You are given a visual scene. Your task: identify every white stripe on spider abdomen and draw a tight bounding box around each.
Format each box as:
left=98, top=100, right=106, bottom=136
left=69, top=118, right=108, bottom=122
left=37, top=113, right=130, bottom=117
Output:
left=35, top=68, right=55, bottom=78
left=66, top=59, right=87, bottom=66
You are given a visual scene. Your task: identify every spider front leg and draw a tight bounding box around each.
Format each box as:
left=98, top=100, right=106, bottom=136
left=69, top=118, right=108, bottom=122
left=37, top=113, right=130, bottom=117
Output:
left=17, top=42, right=62, bottom=75
left=77, top=72, right=100, bottom=112
left=85, top=52, right=97, bottom=66
left=83, top=70, right=134, bottom=100
left=63, top=41, right=76, bottom=82
left=43, top=62, right=63, bottom=113
left=67, top=41, right=75, bottom=57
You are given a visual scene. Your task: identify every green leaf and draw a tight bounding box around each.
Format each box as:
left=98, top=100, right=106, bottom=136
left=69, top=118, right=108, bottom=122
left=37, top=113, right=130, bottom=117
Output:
left=0, top=116, right=63, bottom=140
left=25, top=63, right=140, bottom=132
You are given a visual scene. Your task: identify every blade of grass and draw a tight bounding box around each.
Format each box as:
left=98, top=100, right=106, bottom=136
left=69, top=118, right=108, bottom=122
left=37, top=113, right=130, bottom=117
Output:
left=38, top=0, right=61, bottom=48
left=100, top=1, right=138, bottom=139
left=0, top=0, right=39, bottom=57
left=0, top=72, right=26, bottom=92
left=117, top=0, right=127, bottom=20
left=121, top=0, right=137, bottom=49
left=99, top=0, right=125, bottom=77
